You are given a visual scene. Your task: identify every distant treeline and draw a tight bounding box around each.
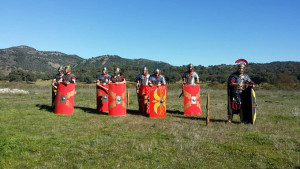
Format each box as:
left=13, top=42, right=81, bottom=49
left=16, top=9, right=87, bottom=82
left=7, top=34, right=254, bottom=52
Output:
left=1, top=61, right=299, bottom=90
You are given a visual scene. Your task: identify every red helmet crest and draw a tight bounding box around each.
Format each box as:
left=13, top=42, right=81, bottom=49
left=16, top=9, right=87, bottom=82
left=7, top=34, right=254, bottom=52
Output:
left=235, top=59, right=249, bottom=66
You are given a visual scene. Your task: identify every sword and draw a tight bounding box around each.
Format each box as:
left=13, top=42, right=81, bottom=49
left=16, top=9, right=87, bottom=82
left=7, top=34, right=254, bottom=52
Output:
left=179, top=84, right=184, bottom=98
left=179, top=91, right=183, bottom=98
left=97, top=84, right=109, bottom=91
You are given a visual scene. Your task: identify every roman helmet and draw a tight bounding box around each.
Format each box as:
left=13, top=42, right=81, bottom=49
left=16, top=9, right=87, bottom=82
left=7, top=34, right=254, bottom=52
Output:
left=114, top=67, right=120, bottom=75
left=237, top=63, right=246, bottom=69
left=143, top=66, right=148, bottom=74
left=187, top=64, right=194, bottom=71
left=58, top=66, right=64, bottom=74
left=235, top=59, right=248, bottom=75
left=154, top=68, right=160, bottom=75
left=65, top=65, right=71, bottom=74
left=102, top=67, right=108, bottom=74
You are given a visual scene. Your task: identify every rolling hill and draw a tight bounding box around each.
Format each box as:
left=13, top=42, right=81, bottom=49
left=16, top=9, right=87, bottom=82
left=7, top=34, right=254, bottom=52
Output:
left=0, top=46, right=299, bottom=87
left=0, top=46, right=172, bottom=75
left=0, top=45, right=83, bottom=74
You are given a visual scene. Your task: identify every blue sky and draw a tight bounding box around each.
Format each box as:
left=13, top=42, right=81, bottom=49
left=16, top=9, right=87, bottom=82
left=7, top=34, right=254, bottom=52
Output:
left=0, top=0, right=299, bottom=66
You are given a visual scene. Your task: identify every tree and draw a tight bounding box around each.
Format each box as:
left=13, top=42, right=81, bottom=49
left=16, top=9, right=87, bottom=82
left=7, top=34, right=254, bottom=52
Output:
left=8, top=70, right=25, bottom=82
left=274, top=72, right=295, bottom=90
left=26, top=71, right=37, bottom=82
left=0, top=72, right=5, bottom=80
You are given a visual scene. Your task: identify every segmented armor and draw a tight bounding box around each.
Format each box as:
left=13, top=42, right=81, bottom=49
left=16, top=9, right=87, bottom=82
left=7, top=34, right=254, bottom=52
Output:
left=111, top=74, right=125, bottom=83
left=136, top=73, right=150, bottom=85
left=63, top=73, right=76, bottom=83
left=97, top=74, right=111, bottom=83
left=149, top=74, right=166, bottom=85
left=182, top=71, right=199, bottom=85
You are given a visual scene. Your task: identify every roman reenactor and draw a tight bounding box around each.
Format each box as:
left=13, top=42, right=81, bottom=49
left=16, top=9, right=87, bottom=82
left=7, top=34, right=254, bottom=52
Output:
left=148, top=68, right=167, bottom=118
left=51, top=66, right=64, bottom=106
left=182, top=64, right=199, bottom=86
left=60, top=65, right=76, bottom=85
left=181, top=64, right=202, bottom=115
left=97, top=67, right=110, bottom=89
left=148, top=68, right=166, bottom=87
left=109, top=67, right=126, bottom=84
left=227, top=59, right=255, bottom=124
left=179, top=63, right=200, bottom=98
left=54, top=65, right=76, bottom=115
left=136, top=67, right=150, bottom=113
left=136, top=67, right=150, bottom=93
left=108, top=67, right=126, bottom=116
left=96, top=67, right=111, bottom=113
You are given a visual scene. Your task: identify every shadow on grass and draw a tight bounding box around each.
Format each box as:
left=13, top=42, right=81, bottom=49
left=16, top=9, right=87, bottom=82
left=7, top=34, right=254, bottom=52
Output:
left=36, top=104, right=54, bottom=113
left=127, top=109, right=149, bottom=117
left=74, top=106, right=108, bottom=115
left=167, top=110, right=184, bottom=115
left=169, top=113, right=241, bottom=124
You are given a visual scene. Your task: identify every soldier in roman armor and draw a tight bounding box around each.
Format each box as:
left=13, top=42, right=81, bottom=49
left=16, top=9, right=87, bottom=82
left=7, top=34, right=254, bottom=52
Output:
left=51, top=66, right=64, bottom=106
left=136, top=67, right=150, bottom=93
left=109, top=67, right=126, bottom=84
left=54, top=65, right=76, bottom=115
left=227, top=59, right=255, bottom=124
left=182, top=64, right=199, bottom=86
left=60, top=65, right=76, bottom=85
left=148, top=68, right=166, bottom=87
left=96, top=67, right=110, bottom=113
left=97, top=67, right=111, bottom=88
left=136, top=67, right=151, bottom=113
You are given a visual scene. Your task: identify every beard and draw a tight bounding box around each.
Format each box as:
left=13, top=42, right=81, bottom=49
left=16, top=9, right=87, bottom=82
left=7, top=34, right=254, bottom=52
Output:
left=237, top=70, right=244, bottom=75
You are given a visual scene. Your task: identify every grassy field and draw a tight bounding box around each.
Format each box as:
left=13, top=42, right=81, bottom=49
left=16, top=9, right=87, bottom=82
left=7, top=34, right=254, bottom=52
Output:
left=0, top=81, right=299, bottom=168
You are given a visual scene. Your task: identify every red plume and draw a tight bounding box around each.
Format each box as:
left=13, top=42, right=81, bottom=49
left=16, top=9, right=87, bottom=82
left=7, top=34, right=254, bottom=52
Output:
left=235, top=59, right=248, bottom=66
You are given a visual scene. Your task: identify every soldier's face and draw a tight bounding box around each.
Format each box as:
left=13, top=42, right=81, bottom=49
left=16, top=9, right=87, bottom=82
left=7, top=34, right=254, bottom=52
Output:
left=102, top=70, right=106, bottom=74
left=189, top=66, right=193, bottom=71
left=238, top=68, right=244, bottom=74
left=58, top=69, right=63, bottom=74
left=143, top=70, right=147, bottom=74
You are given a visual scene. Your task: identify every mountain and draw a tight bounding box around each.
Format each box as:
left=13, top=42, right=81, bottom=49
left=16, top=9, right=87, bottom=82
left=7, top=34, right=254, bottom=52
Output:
left=76, top=55, right=172, bottom=70
left=0, top=45, right=84, bottom=74
left=0, top=46, right=299, bottom=87
left=0, top=46, right=172, bottom=74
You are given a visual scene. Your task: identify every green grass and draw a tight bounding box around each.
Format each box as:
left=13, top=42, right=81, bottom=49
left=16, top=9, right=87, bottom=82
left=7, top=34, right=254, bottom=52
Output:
left=0, top=82, right=299, bottom=168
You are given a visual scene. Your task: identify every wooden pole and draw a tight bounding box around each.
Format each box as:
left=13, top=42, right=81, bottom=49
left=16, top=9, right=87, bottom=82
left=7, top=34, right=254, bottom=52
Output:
left=127, top=89, right=130, bottom=108
left=206, top=93, right=210, bottom=126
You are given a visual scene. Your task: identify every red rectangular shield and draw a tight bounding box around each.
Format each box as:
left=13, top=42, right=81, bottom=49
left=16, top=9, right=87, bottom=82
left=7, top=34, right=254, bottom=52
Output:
left=108, top=83, right=126, bottom=116
left=138, top=85, right=150, bottom=114
left=183, top=85, right=201, bottom=115
left=54, top=83, right=75, bottom=115
left=150, top=85, right=167, bottom=118
left=96, top=83, right=109, bottom=113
